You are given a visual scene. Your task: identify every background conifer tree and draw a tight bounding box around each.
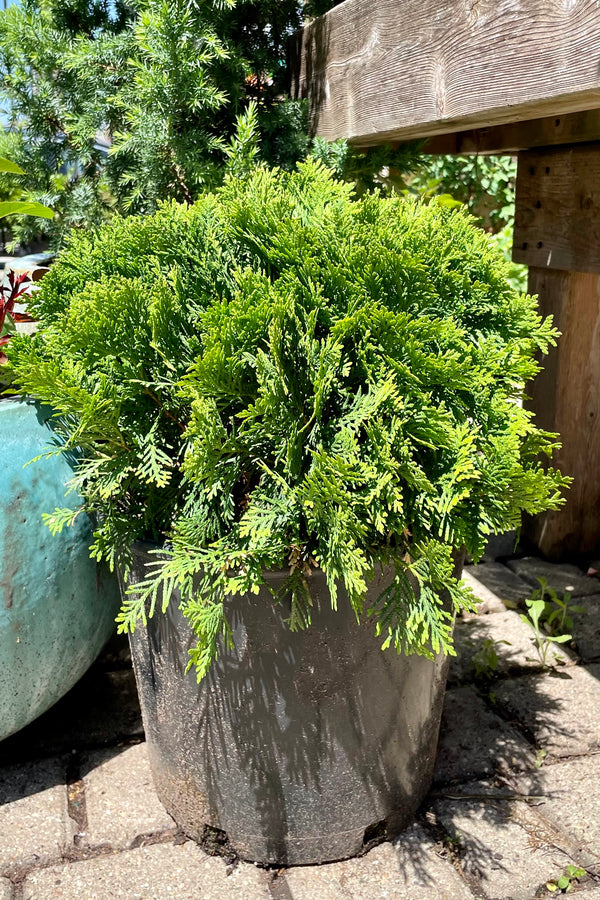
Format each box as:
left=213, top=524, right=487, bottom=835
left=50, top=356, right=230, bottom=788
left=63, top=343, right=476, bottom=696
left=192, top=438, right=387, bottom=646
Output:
left=0, top=0, right=326, bottom=247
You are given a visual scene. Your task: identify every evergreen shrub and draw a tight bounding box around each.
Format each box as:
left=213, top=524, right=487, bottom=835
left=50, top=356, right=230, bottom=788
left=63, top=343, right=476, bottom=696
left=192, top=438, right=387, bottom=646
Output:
left=5, top=161, right=567, bottom=677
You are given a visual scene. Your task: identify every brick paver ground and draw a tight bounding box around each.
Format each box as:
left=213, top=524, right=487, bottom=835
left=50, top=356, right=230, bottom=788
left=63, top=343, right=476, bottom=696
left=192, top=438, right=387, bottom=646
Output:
left=493, top=664, right=600, bottom=757
left=281, top=830, right=474, bottom=899
left=515, top=755, right=600, bottom=854
left=82, top=743, right=175, bottom=850
left=429, top=780, right=578, bottom=900
left=506, top=558, right=600, bottom=598
left=434, top=685, right=533, bottom=782
left=0, top=759, right=70, bottom=872
left=449, top=608, right=575, bottom=682
left=22, top=844, right=271, bottom=900
left=568, top=593, right=600, bottom=661
left=463, top=562, right=532, bottom=607
left=1, top=548, right=599, bottom=899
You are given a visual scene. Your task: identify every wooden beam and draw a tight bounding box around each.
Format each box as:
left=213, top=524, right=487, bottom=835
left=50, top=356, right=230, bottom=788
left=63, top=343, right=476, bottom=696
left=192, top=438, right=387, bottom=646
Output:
left=292, top=0, right=600, bottom=147
left=420, top=110, right=600, bottom=156
left=513, top=144, right=600, bottom=273
left=523, top=269, right=600, bottom=559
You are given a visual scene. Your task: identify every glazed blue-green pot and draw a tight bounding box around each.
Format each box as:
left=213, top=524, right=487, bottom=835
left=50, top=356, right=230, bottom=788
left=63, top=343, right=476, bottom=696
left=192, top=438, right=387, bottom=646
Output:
left=0, top=399, right=120, bottom=741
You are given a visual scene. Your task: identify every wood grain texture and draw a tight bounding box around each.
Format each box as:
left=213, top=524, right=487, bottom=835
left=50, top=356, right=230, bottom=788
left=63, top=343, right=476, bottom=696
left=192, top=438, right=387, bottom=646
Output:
left=422, top=110, right=600, bottom=155
left=513, top=144, right=600, bottom=273
left=524, top=269, right=600, bottom=559
left=292, top=0, right=600, bottom=145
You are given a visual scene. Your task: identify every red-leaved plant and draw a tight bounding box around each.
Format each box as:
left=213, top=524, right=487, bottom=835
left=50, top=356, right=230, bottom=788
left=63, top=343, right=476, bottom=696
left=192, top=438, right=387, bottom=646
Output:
left=0, top=270, right=34, bottom=362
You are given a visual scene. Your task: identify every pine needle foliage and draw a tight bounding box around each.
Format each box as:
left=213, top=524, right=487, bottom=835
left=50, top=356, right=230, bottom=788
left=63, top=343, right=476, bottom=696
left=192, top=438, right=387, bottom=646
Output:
left=5, top=161, right=568, bottom=678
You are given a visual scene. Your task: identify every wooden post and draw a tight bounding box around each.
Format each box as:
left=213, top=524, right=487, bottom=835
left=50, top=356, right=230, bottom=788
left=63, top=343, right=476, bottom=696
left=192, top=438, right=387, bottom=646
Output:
left=513, top=144, right=600, bottom=559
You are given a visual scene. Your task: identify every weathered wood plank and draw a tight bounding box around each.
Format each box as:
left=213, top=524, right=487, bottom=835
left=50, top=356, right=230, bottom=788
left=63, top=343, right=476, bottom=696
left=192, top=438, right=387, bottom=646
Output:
left=513, top=144, right=600, bottom=273
left=523, top=269, right=600, bottom=559
left=421, top=110, right=600, bottom=156
left=292, top=0, right=600, bottom=146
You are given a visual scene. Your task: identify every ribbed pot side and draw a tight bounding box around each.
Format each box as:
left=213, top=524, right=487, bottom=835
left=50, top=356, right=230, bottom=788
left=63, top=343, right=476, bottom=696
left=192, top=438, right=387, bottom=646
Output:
left=126, top=542, right=455, bottom=866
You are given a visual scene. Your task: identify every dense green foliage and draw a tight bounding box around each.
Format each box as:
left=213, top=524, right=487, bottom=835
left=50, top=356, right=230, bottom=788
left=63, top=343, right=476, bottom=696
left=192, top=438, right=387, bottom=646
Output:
left=302, top=143, right=527, bottom=290
left=409, top=155, right=517, bottom=231
left=407, top=154, right=527, bottom=291
left=5, top=162, right=567, bottom=677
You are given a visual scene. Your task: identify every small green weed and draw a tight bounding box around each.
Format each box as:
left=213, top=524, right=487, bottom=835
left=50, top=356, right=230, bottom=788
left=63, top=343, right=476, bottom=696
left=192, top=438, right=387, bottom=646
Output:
left=520, top=579, right=585, bottom=668
left=546, top=864, right=586, bottom=893
left=470, top=638, right=511, bottom=679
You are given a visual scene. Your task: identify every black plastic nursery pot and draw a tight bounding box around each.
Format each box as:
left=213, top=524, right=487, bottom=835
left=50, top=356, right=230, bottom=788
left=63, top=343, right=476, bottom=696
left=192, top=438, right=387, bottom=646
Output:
left=126, top=542, right=459, bottom=866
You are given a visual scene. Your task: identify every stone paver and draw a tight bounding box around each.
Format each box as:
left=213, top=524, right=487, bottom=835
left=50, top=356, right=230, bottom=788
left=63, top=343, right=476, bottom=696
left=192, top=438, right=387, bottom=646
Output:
left=516, top=755, right=600, bottom=856
left=481, top=530, right=519, bottom=562
left=434, top=686, right=533, bottom=783
left=493, top=663, right=600, bottom=757
left=0, top=878, right=12, bottom=900
left=95, top=631, right=133, bottom=671
left=568, top=594, right=600, bottom=661
left=463, top=562, right=531, bottom=610
left=283, top=826, right=473, bottom=900
left=22, top=841, right=270, bottom=900
left=449, top=609, right=569, bottom=684
left=429, top=780, right=576, bottom=900
left=0, top=668, right=143, bottom=766
left=83, top=743, right=174, bottom=849
left=461, top=570, right=506, bottom=616
left=563, top=890, right=600, bottom=898
left=0, top=758, right=70, bottom=872
left=507, top=558, right=600, bottom=598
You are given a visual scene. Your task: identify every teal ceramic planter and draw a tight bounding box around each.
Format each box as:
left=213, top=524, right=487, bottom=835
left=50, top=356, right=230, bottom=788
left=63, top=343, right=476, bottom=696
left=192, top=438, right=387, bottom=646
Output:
left=0, top=399, right=120, bottom=741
